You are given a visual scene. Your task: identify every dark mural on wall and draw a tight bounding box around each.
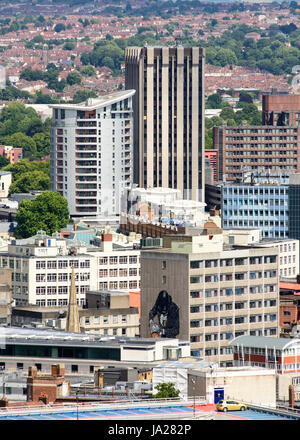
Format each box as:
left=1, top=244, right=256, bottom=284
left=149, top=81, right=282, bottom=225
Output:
left=149, top=290, right=179, bottom=338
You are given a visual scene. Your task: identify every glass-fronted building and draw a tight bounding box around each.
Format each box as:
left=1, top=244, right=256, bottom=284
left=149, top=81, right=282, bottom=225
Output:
left=222, top=173, right=289, bottom=239
left=289, top=174, right=300, bottom=243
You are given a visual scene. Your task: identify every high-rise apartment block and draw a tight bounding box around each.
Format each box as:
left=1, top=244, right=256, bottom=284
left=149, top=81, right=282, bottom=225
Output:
left=140, top=226, right=279, bottom=366
left=125, top=47, right=205, bottom=202
left=50, top=90, right=135, bottom=218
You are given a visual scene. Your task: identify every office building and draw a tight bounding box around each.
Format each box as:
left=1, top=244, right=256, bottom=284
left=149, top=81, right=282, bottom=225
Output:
left=0, top=230, right=140, bottom=307
left=140, top=224, right=279, bottom=366
left=221, top=171, right=289, bottom=239
left=230, top=335, right=300, bottom=375
left=0, top=327, right=191, bottom=376
left=12, top=290, right=140, bottom=338
left=262, top=93, right=300, bottom=126
left=213, top=125, right=300, bottom=182
left=288, top=173, right=300, bottom=244
left=123, top=186, right=206, bottom=227
left=125, top=46, right=205, bottom=202
left=50, top=90, right=135, bottom=218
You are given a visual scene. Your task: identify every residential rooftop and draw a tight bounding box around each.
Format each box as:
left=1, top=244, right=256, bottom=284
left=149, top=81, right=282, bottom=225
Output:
left=49, top=89, right=136, bottom=111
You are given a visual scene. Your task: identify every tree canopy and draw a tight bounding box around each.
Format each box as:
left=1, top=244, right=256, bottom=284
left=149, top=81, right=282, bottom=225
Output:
left=3, top=159, right=50, bottom=194
left=153, top=382, right=180, bottom=399
left=0, top=102, right=51, bottom=159
left=14, top=191, right=70, bottom=238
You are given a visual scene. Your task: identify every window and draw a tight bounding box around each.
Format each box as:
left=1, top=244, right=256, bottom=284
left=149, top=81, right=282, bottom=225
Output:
left=190, top=260, right=203, bottom=269
left=190, top=291, right=202, bottom=299
left=58, top=260, right=68, bottom=269
left=109, top=256, right=118, bottom=265
left=36, top=261, right=46, bottom=270
left=99, top=269, right=108, bottom=278
left=71, top=365, right=78, bottom=373
left=47, top=273, right=57, bottom=282
left=205, top=260, right=218, bottom=268
left=190, top=276, right=202, bottom=284
left=47, top=260, right=57, bottom=269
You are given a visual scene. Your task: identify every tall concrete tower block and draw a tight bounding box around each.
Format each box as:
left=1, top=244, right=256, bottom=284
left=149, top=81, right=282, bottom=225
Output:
left=125, top=46, right=205, bottom=202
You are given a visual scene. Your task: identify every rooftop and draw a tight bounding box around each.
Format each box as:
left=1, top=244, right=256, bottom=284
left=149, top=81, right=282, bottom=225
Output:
left=229, top=335, right=296, bottom=350
left=49, top=89, right=136, bottom=111
left=0, top=326, right=184, bottom=349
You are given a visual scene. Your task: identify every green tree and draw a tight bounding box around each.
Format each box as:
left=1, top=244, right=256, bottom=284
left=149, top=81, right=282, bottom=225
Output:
left=72, top=89, right=97, bottom=104
left=14, top=191, right=70, bottom=238
left=220, top=106, right=235, bottom=120
left=54, top=23, right=66, bottom=33
left=0, top=156, right=10, bottom=169
left=34, top=91, right=60, bottom=104
left=153, top=382, right=180, bottom=399
left=3, top=159, right=49, bottom=181
left=80, top=65, right=96, bottom=77
left=2, top=133, right=37, bottom=159
left=9, top=170, right=50, bottom=194
left=66, top=72, right=82, bottom=86
left=206, top=94, right=222, bottom=109
left=205, top=129, right=213, bottom=149
left=63, top=41, right=75, bottom=50
left=32, top=132, right=50, bottom=158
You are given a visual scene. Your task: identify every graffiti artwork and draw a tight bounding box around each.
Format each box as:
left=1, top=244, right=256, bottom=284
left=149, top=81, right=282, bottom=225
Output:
left=149, top=290, right=179, bottom=338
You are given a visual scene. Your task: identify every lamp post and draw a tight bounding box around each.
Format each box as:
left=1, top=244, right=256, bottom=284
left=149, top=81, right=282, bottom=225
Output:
left=191, top=378, right=196, bottom=418
left=76, top=389, right=79, bottom=420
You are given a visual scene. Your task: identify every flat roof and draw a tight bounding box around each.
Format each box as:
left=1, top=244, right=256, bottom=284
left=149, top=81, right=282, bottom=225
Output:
left=0, top=326, right=180, bottom=349
left=229, top=335, right=295, bottom=350
left=280, top=282, right=300, bottom=291
left=49, top=89, right=135, bottom=111
left=87, top=290, right=129, bottom=297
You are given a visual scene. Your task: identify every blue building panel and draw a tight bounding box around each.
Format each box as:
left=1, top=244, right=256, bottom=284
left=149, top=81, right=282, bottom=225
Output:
left=222, top=183, right=289, bottom=239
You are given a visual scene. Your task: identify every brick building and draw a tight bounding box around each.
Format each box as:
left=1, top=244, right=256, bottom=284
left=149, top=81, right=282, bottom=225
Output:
left=279, top=277, right=300, bottom=336
left=204, top=149, right=218, bottom=182
left=213, top=125, right=300, bottom=182
left=213, top=93, right=300, bottom=182
left=262, top=94, right=300, bottom=127
left=27, top=364, right=70, bottom=404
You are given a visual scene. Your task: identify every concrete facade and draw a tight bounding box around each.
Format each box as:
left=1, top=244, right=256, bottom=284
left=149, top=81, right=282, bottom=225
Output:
left=0, top=172, right=12, bottom=199
left=50, top=90, right=135, bottom=218
left=140, top=229, right=280, bottom=366
left=0, top=231, right=140, bottom=307
left=125, top=47, right=205, bottom=202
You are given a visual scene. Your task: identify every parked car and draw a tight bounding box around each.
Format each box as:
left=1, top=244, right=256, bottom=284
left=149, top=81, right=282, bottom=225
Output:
left=216, top=400, right=247, bottom=412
